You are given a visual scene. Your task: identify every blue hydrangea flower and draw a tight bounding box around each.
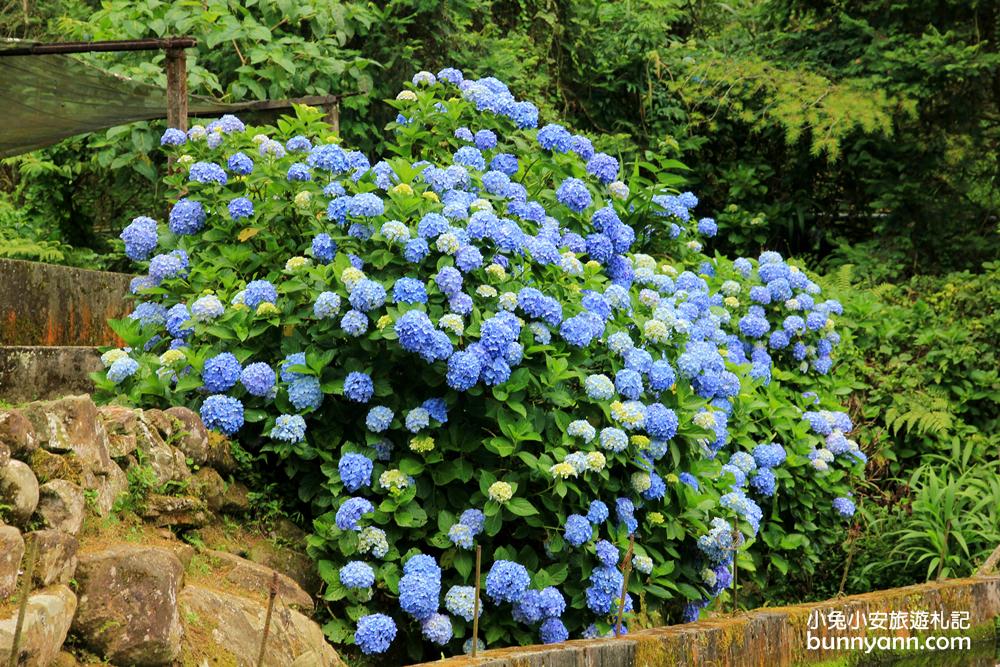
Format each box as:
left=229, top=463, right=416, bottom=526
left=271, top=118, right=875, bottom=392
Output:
left=421, top=613, right=453, bottom=645
left=752, top=443, right=786, bottom=469
left=697, top=217, right=718, bottom=237
left=339, top=453, right=374, bottom=491
left=160, top=128, right=186, bottom=146
left=190, top=295, right=224, bottom=322
left=227, top=197, right=254, bottom=220
left=405, top=407, right=430, bottom=433
left=540, top=618, right=568, bottom=644
left=240, top=362, right=275, bottom=397
left=130, top=302, right=167, bottom=328
left=165, top=198, right=208, bottom=236
left=227, top=152, right=254, bottom=175
left=571, top=135, right=594, bottom=160
left=200, top=395, right=244, bottom=435
left=149, top=251, right=187, bottom=282
left=833, top=496, right=856, bottom=518
left=312, top=234, right=336, bottom=264
left=244, top=280, right=277, bottom=310
left=615, top=369, right=644, bottom=400
left=615, top=497, right=638, bottom=534
left=448, top=523, right=474, bottom=549
left=599, top=427, right=628, bottom=452
left=349, top=192, right=385, bottom=218
left=564, top=514, right=592, bottom=547
left=404, top=238, right=430, bottom=262
left=537, top=124, right=572, bottom=152
left=460, top=509, right=485, bottom=535
left=586, top=153, right=619, bottom=184
left=202, top=352, right=242, bottom=392
left=189, top=161, right=227, bottom=185
left=585, top=565, right=628, bottom=615
left=490, top=153, right=519, bottom=176
left=513, top=590, right=543, bottom=624
left=314, top=291, right=342, bottom=319
left=587, top=500, right=609, bottom=524
left=308, top=144, right=349, bottom=172
left=166, top=303, right=193, bottom=338
left=288, top=376, right=323, bottom=411
left=538, top=587, right=565, bottom=618
left=485, top=560, right=530, bottom=604
left=454, top=146, right=486, bottom=171
left=349, top=279, right=387, bottom=312
left=354, top=613, right=396, bottom=655
left=595, top=540, right=618, bottom=567
left=279, top=352, right=307, bottom=383
left=393, top=278, right=428, bottom=304
left=286, top=162, right=312, bottom=181
left=400, top=564, right=441, bottom=619
left=437, top=67, right=463, bottom=84
left=556, top=177, right=592, bottom=213
left=107, top=356, right=139, bottom=384
left=339, top=561, right=375, bottom=589
left=344, top=371, right=374, bottom=403
left=285, top=135, right=312, bottom=152
left=445, top=586, right=479, bottom=622
left=645, top=403, right=678, bottom=440
left=271, top=414, right=306, bottom=443
left=336, top=497, right=374, bottom=530
left=434, top=266, right=463, bottom=296
left=366, top=406, right=393, bottom=433
left=341, top=310, right=368, bottom=336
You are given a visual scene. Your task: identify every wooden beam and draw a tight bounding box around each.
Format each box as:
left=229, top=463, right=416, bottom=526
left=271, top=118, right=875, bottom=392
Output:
left=165, top=47, right=188, bottom=131
left=325, top=98, right=341, bottom=137
left=0, top=37, right=197, bottom=56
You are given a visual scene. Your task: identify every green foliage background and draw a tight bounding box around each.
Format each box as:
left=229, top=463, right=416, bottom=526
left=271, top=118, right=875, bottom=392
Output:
left=2, top=0, right=998, bottom=612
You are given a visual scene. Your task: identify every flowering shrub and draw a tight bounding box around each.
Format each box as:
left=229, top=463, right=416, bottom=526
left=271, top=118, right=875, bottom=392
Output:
left=96, top=68, right=865, bottom=660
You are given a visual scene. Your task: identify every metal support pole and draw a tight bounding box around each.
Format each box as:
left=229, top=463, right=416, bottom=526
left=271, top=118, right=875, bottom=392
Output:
left=165, top=46, right=188, bottom=131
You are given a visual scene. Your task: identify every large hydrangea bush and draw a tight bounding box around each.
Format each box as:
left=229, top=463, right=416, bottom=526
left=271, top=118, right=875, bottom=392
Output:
left=97, top=68, right=865, bottom=660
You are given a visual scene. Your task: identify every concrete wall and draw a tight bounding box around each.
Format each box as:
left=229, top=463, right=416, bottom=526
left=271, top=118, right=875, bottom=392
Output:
left=0, top=258, right=131, bottom=346
left=0, top=346, right=102, bottom=403
left=427, top=576, right=1000, bottom=667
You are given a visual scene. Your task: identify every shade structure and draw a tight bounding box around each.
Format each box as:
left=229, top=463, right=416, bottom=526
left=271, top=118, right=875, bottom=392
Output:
left=0, top=51, right=236, bottom=158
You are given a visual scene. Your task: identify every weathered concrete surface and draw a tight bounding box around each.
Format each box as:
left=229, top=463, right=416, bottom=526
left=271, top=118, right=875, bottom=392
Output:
left=423, top=576, right=1000, bottom=667
left=0, top=258, right=131, bottom=346
left=0, top=346, right=101, bottom=402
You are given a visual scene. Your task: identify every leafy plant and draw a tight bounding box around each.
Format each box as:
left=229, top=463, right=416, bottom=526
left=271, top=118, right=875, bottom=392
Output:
left=883, top=462, right=1000, bottom=581
left=91, top=71, right=862, bottom=661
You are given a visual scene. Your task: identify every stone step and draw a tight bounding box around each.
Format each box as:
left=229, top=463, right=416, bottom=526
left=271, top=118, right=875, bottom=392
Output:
left=0, top=258, right=131, bottom=403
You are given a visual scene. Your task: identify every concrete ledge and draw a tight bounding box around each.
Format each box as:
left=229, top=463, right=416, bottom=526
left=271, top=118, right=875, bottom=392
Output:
left=0, top=346, right=100, bottom=403
left=427, top=576, right=1000, bottom=667
left=0, top=258, right=131, bottom=346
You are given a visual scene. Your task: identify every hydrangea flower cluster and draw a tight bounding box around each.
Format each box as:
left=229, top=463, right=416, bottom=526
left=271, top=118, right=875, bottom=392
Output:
left=104, top=66, right=864, bottom=658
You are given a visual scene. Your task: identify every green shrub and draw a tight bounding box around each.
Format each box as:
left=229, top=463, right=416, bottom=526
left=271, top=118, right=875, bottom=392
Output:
left=93, top=71, right=862, bottom=660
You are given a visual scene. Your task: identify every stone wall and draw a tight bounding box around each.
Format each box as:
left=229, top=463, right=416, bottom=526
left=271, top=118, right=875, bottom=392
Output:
left=0, top=258, right=132, bottom=347
left=425, top=577, right=1000, bottom=666
left=0, top=394, right=343, bottom=666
